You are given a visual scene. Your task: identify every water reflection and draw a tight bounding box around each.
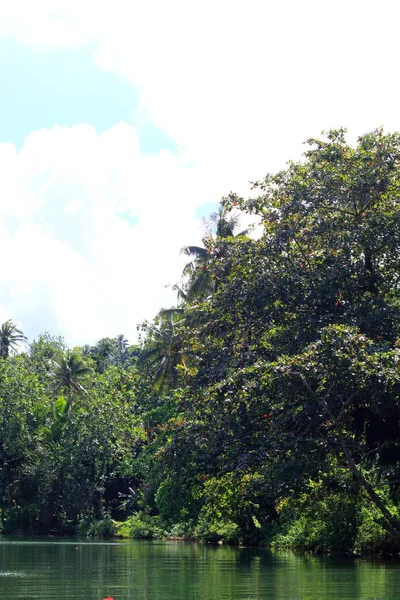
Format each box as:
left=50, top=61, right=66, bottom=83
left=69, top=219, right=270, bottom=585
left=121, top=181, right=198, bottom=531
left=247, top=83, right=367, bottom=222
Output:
left=0, top=536, right=399, bottom=599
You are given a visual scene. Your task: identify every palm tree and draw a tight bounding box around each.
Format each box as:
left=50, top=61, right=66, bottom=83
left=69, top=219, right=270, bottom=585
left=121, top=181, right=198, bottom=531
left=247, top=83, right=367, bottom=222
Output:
left=180, top=206, right=250, bottom=303
left=0, top=320, right=27, bottom=359
left=178, top=252, right=213, bottom=302
left=207, top=206, right=248, bottom=239
left=50, top=350, right=93, bottom=409
left=115, top=334, right=131, bottom=366
left=140, top=309, right=186, bottom=393
left=90, top=337, right=117, bottom=373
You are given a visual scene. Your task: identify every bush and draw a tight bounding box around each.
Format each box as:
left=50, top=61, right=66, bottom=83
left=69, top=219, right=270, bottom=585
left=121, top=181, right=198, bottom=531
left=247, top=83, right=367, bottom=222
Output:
left=197, top=516, right=240, bottom=543
left=117, top=511, right=165, bottom=539
left=354, top=504, right=400, bottom=555
left=79, top=514, right=117, bottom=538
left=0, top=504, right=39, bottom=534
left=272, top=478, right=359, bottom=553
left=166, top=521, right=196, bottom=539
left=195, top=473, right=269, bottom=545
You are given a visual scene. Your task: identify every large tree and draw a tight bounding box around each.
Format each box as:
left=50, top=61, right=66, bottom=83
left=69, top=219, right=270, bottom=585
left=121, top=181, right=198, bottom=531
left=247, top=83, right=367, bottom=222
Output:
left=156, top=128, right=400, bottom=544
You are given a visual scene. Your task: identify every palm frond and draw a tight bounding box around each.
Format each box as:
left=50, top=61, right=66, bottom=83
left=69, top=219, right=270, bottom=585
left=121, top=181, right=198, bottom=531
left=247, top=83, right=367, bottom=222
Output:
left=158, top=307, right=185, bottom=320
left=186, top=269, right=214, bottom=301
left=181, top=245, right=208, bottom=258
left=172, top=283, right=189, bottom=303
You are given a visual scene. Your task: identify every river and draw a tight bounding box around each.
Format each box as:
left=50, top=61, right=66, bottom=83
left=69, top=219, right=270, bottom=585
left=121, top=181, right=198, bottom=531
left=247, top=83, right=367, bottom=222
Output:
left=0, top=536, right=400, bottom=599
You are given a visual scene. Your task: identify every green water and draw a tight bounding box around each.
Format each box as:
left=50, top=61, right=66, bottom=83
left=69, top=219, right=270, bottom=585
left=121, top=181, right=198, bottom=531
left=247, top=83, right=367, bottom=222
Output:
left=0, top=537, right=400, bottom=600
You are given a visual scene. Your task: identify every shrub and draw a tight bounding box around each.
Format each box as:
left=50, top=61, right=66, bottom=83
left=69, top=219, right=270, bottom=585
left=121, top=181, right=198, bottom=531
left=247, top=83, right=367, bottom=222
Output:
left=166, top=521, right=196, bottom=539
left=117, top=511, right=165, bottom=539
left=79, top=514, right=117, bottom=538
left=272, top=477, right=359, bottom=553
left=354, top=504, right=400, bottom=555
left=195, top=473, right=268, bottom=545
left=197, top=516, right=240, bottom=543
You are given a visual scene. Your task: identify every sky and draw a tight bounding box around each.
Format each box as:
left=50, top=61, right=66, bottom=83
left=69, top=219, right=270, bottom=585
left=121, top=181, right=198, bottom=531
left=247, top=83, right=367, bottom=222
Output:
left=0, top=0, right=399, bottom=347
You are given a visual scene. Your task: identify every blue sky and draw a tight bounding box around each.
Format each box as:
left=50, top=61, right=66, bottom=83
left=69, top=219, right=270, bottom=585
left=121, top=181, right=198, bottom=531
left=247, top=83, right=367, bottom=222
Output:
left=0, top=37, right=177, bottom=155
left=0, top=0, right=399, bottom=347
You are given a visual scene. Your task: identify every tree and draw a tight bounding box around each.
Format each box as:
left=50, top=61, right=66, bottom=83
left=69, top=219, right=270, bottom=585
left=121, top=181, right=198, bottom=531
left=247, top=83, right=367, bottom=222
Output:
left=0, top=336, right=145, bottom=534
left=82, top=335, right=132, bottom=373
left=180, top=206, right=250, bottom=303
left=0, top=355, right=47, bottom=510
left=157, top=128, right=400, bottom=544
left=115, top=334, right=131, bottom=366
left=0, top=320, right=27, bottom=359
left=223, top=127, right=400, bottom=343
left=272, top=325, right=400, bottom=537
left=89, top=337, right=117, bottom=373
left=140, top=309, right=186, bottom=394
left=50, top=349, right=93, bottom=409
left=29, top=333, right=66, bottom=377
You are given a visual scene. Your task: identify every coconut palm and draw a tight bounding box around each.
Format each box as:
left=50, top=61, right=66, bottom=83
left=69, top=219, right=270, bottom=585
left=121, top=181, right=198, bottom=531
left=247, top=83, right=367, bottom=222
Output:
left=0, top=320, right=27, bottom=359
left=115, top=334, right=131, bottom=366
left=140, top=309, right=186, bottom=393
left=83, top=335, right=132, bottom=372
left=50, top=350, right=93, bottom=409
left=89, top=337, right=117, bottom=373
left=207, top=206, right=248, bottom=239
left=180, top=206, right=250, bottom=303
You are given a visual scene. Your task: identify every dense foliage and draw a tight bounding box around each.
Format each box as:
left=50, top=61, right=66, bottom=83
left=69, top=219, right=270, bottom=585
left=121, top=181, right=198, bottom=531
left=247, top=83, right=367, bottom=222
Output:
left=1, top=128, right=399, bottom=553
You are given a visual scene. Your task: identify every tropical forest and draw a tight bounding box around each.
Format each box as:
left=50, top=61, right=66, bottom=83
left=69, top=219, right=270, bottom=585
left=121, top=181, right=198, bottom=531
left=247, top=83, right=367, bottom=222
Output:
left=1, top=128, right=400, bottom=555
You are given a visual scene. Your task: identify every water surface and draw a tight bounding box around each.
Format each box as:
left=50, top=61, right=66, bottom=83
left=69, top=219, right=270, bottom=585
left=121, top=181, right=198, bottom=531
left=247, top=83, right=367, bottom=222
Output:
left=0, top=536, right=399, bottom=600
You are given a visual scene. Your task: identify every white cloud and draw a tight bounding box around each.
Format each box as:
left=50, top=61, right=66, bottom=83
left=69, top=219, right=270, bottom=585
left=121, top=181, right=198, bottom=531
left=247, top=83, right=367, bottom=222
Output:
left=2, top=1, right=400, bottom=174
left=0, top=123, right=214, bottom=345
left=1, top=0, right=400, bottom=344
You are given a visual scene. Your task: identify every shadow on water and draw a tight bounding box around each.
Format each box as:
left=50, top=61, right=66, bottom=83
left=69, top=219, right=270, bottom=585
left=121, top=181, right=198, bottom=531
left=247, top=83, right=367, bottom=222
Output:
left=0, top=536, right=400, bottom=599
